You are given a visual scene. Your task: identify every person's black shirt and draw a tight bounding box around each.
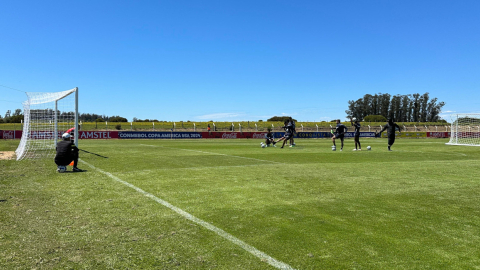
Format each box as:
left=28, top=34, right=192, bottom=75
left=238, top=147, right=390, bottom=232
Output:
left=282, top=123, right=294, bottom=134
left=379, top=123, right=401, bottom=137
left=335, top=123, right=348, bottom=134
left=55, top=141, right=78, bottom=159
left=352, top=123, right=361, bottom=135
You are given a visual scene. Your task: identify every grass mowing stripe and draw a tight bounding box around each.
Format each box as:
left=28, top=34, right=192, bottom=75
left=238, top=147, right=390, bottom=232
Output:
left=140, top=144, right=286, bottom=165
left=79, top=159, right=296, bottom=270
left=126, top=164, right=279, bottom=173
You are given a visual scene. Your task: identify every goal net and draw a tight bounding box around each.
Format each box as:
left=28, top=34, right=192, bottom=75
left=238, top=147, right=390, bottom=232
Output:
left=15, top=88, right=78, bottom=160
left=446, top=113, right=480, bottom=146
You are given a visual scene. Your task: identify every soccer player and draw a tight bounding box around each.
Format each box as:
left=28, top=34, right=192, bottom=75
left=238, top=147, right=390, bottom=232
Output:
left=55, top=133, right=83, bottom=172
left=351, top=117, right=361, bottom=151
left=332, top=119, right=348, bottom=151
left=376, top=118, right=401, bottom=151
left=288, top=117, right=296, bottom=147
left=274, top=120, right=294, bottom=148
left=264, top=128, right=275, bottom=147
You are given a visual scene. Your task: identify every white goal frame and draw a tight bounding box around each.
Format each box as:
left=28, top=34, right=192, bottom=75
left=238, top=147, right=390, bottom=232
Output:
left=15, top=87, right=79, bottom=160
left=446, top=113, right=480, bottom=146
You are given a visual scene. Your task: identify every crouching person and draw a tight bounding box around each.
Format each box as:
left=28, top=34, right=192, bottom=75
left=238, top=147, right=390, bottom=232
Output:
left=55, top=133, right=83, bottom=172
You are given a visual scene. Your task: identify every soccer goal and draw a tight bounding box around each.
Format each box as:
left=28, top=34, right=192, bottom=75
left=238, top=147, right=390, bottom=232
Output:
left=15, top=88, right=78, bottom=160
left=446, top=113, right=480, bottom=146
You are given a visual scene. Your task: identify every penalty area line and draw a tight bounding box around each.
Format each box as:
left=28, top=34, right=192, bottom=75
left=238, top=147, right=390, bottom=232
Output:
left=79, top=159, right=296, bottom=270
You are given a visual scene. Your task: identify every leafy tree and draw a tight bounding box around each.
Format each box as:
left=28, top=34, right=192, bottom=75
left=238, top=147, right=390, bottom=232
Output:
left=108, top=116, right=128, bottom=122
left=13, top=109, right=22, bottom=116
left=346, top=92, right=445, bottom=122
left=267, top=116, right=296, bottom=122
left=364, top=115, right=387, bottom=122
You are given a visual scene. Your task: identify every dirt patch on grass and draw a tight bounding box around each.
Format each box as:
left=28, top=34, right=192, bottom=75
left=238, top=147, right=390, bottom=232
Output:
left=0, top=151, right=16, bottom=160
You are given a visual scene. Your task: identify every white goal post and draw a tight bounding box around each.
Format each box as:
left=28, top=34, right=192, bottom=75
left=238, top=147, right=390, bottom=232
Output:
left=446, top=113, right=480, bottom=146
left=15, top=87, right=79, bottom=160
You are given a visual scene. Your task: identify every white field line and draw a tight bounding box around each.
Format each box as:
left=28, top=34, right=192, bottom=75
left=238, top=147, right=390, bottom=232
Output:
left=140, top=144, right=285, bottom=165
left=80, top=159, right=296, bottom=270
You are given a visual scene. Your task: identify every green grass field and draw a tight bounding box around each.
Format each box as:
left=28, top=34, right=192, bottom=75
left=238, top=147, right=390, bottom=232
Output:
left=1, top=138, right=480, bottom=269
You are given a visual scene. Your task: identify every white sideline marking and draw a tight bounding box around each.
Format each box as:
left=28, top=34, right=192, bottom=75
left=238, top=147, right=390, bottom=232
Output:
left=80, top=160, right=296, bottom=270
left=140, top=144, right=285, bottom=165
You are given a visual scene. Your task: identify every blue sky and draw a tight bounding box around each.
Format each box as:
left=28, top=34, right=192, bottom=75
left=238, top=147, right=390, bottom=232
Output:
left=1, top=1, right=479, bottom=122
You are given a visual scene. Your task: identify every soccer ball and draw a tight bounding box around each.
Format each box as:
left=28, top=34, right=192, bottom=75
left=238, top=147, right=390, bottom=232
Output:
left=332, top=146, right=336, bottom=151
left=367, top=146, right=371, bottom=150
left=57, top=166, right=67, bottom=173
left=261, top=143, right=266, bottom=148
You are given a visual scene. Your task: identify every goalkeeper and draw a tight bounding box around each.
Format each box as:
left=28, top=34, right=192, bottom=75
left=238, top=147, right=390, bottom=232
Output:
left=55, top=133, right=83, bottom=172
left=376, top=118, right=401, bottom=151
left=332, top=119, right=348, bottom=151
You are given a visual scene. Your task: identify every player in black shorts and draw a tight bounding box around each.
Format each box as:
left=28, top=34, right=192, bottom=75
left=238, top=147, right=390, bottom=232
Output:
left=274, top=120, right=294, bottom=149
left=332, top=119, right=348, bottom=151
left=351, top=117, right=361, bottom=151
left=288, top=117, right=296, bottom=147
left=376, top=118, right=401, bottom=151
left=264, top=128, right=275, bottom=147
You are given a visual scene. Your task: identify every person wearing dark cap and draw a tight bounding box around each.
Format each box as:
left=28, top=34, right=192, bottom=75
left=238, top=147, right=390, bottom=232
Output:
left=376, top=118, right=401, bottom=151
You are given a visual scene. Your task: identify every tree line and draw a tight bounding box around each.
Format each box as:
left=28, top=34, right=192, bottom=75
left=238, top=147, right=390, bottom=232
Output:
left=345, top=93, right=446, bottom=122
left=0, top=110, right=129, bottom=123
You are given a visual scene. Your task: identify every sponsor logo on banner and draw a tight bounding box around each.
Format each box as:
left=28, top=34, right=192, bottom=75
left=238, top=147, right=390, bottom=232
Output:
left=428, top=132, right=450, bottom=138
left=119, top=132, right=201, bottom=139
left=79, top=131, right=116, bottom=139
left=222, top=133, right=237, bottom=139
left=31, top=131, right=56, bottom=139
left=344, top=132, right=376, bottom=138
left=252, top=133, right=267, bottom=139
left=3, top=131, right=15, bottom=139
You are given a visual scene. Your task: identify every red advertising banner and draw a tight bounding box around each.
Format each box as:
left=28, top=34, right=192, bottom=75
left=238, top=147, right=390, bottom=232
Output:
left=0, top=130, right=459, bottom=139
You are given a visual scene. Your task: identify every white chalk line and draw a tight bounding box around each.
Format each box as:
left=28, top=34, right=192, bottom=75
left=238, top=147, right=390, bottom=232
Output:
left=140, top=144, right=285, bottom=165
left=80, top=159, right=296, bottom=270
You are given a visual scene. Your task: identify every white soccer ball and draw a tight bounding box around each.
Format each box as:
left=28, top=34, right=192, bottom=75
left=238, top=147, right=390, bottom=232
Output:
left=332, top=146, right=336, bottom=151
left=57, top=166, right=67, bottom=173
left=367, top=146, right=371, bottom=150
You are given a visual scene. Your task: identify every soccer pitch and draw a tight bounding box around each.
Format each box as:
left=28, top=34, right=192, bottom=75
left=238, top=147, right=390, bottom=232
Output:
left=1, top=138, right=480, bottom=269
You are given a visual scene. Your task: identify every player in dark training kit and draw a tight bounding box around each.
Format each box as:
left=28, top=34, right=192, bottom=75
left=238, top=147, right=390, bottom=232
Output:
left=332, top=119, right=348, bottom=151
left=274, top=120, right=294, bottom=148
left=351, top=118, right=361, bottom=151
left=288, top=117, right=296, bottom=147
left=264, top=128, right=275, bottom=147
left=376, top=118, right=402, bottom=151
